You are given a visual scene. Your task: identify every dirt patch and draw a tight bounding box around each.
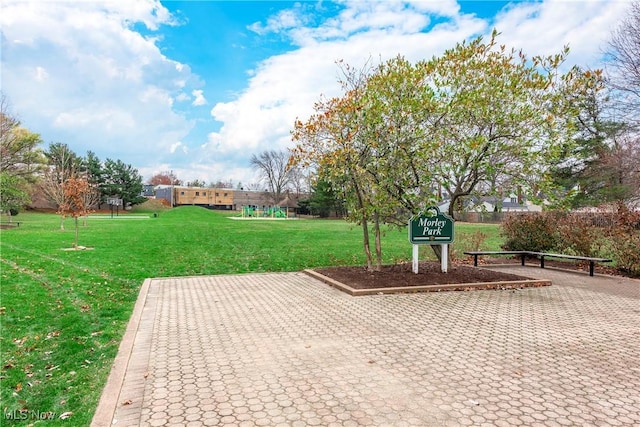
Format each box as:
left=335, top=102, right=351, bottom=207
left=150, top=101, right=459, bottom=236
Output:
left=308, top=261, right=550, bottom=295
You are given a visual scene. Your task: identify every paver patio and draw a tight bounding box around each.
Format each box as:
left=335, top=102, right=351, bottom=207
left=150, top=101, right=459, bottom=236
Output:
left=92, top=266, right=640, bottom=426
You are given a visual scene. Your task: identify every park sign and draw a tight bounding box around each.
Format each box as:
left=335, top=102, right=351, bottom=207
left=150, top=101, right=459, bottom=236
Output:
left=408, top=206, right=455, bottom=245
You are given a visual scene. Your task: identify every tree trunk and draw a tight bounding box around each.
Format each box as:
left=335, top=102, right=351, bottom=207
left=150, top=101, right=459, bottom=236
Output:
left=431, top=244, right=442, bottom=261
left=430, top=244, right=452, bottom=272
left=361, top=219, right=374, bottom=271
left=60, top=215, right=65, bottom=231
left=74, top=217, right=79, bottom=248
left=373, top=211, right=383, bottom=271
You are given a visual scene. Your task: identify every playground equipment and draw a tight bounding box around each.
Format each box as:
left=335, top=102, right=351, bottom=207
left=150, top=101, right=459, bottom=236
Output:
left=241, top=205, right=288, bottom=218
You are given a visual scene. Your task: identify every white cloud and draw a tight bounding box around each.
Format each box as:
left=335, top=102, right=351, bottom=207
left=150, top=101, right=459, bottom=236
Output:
left=192, top=90, right=207, bottom=106
left=170, top=141, right=187, bottom=154
left=34, top=66, right=49, bottom=81
left=493, top=0, right=630, bottom=68
left=206, top=1, right=486, bottom=158
left=0, top=0, right=195, bottom=165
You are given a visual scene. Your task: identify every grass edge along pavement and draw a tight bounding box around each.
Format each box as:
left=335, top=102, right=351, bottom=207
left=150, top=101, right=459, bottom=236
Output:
left=0, top=207, right=503, bottom=425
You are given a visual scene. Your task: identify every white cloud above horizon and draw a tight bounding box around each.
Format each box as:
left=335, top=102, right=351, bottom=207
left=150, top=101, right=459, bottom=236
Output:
left=0, top=0, right=632, bottom=187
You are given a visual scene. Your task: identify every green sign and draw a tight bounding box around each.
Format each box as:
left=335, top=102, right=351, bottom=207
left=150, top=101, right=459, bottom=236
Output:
left=408, top=206, right=455, bottom=244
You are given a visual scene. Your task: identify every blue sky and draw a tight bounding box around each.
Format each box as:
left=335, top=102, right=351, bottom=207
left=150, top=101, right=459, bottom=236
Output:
left=0, top=0, right=632, bottom=187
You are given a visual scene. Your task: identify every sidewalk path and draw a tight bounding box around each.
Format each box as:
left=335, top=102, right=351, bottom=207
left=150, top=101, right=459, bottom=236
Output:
left=92, top=267, right=640, bottom=426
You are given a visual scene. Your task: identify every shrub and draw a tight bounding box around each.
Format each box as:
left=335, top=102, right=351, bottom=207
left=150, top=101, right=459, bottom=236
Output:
left=603, top=205, right=640, bottom=275
left=452, top=231, right=487, bottom=261
left=501, top=213, right=559, bottom=252
left=554, top=212, right=599, bottom=257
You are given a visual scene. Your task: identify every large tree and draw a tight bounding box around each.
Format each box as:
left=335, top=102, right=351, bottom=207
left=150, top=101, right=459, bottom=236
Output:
left=0, top=94, right=45, bottom=217
left=250, top=149, right=292, bottom=205
left=421, top=32, right=601, bottom=216
left=292, top=31, right=600, bottom=269
left=552, top=89, right=639, bottom=208
left=102, top=159, right=145, bottom=207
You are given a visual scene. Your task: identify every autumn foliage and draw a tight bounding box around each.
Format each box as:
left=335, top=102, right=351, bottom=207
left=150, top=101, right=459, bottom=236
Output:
left=291, top=31, right=602, bottom=270
left=58, top=176, right=96, bottom=248
left=501, top=208, right=640, bottom=275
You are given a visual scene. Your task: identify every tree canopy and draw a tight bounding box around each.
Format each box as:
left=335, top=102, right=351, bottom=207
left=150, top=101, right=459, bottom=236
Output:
left=292, top=31, right=601, bottom=270
left=0, top=95, right=45, bottom=216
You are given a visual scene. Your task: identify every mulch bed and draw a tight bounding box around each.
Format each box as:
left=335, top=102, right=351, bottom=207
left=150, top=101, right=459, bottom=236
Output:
left=309, top=256, right=637, bottom=296
left=314, top=261, right=533, bottom=289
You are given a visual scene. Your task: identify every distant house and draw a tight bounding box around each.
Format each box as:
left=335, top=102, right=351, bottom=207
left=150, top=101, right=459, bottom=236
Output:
left=438, top=194, right=542, bottom=215
left=141, top=184, right=155, bottom=198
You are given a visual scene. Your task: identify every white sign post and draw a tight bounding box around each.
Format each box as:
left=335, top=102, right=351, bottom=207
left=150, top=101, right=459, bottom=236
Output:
left=441, top=244, right=448, bottom=273
left=411, top=243, right=449, bottom=273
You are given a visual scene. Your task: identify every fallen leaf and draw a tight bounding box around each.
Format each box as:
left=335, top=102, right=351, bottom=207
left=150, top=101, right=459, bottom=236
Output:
left=15, top=382, right=22, bottom=392
left=121, top=399, right=133, bottom=405
left=46, top=331, right=61, bottom=339
left=59, top=411, right=73, bottom=419
left=143, top=372, right=149, bottom=379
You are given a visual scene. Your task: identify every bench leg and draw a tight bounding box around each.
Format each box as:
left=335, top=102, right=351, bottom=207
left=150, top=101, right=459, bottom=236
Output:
left=473, top=255, right=478, bottom=267
left=589, top=262, right=595, bottom=277
left=540, top=256, right=545, bottom=269
left=520, top=254, right=526, bottom=266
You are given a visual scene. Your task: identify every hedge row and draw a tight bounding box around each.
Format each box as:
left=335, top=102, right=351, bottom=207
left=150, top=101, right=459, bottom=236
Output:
left=501, top=208, right=640, bottom=275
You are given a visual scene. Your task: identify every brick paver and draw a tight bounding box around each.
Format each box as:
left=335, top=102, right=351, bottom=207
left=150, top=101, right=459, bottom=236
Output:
left=92, top=267, right=640, bottom=426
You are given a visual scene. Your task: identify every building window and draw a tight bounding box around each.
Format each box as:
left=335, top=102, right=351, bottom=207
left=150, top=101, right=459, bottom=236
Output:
left=180, top=191, right=185, bottom=195
left=224, top=193, right=228, bottom=197
left=195, top=191, right=200, bottom=196
left=202, top=192, right=206, bottom=196
left=215, top=193, right=219, bottom=197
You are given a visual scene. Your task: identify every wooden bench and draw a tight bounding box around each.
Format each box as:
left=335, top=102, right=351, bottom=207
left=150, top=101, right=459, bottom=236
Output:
left=464, top=251, right=613, bottom=277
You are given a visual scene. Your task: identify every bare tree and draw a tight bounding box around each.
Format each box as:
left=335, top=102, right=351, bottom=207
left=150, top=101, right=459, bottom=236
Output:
left=607, top=1, right=640, bottom=119
left=604, top=1, right=640, bottom=205
left=287, top=164, right=310, bottom=197
left=250, top=150, right=292, bottom=205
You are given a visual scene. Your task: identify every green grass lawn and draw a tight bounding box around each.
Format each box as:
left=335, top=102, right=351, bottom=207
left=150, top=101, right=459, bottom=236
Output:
left=0, top=207, right=502, bottom=425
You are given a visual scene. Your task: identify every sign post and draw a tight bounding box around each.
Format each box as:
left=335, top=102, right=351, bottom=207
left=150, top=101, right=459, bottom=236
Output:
left=408, top=206, right=455, bottom=274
